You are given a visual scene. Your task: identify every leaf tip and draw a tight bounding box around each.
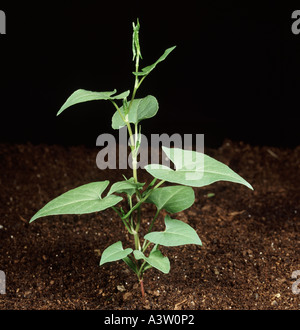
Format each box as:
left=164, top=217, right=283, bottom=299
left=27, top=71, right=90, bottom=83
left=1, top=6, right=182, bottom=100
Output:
left=56, top=109, right=63, bottom=116
left=29, top=216, right=36, bottom=224
left=243, top=179, right=254, bottom=191
left=29, top=211, right=43, bottom=223
left=196, top=237, right=202, bottom=246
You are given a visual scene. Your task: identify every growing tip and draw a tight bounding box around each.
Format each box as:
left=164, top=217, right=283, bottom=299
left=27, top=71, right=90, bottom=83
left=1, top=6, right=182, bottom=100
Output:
left=132, top=18, right=142, bottom=61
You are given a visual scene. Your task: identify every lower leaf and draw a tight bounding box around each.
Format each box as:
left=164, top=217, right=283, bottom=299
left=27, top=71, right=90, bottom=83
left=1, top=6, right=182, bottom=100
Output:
left=30, top=181, right=122, bottom=222
left=133, top=247, right=170, bottom=274
left=144, top=215, right=202, bottom=247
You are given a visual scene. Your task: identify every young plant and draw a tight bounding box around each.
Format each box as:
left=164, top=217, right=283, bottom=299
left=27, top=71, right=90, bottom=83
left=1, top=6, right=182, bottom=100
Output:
left=30, top=20, right=253, bottom=298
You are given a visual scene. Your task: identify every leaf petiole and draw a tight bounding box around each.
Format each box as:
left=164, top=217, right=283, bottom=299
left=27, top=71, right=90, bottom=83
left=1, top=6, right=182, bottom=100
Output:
left=147, top=208, right=161, bottom=233
left=111, top=206, right=133, bottom=234
left=121, top=180, right=165, bottom=221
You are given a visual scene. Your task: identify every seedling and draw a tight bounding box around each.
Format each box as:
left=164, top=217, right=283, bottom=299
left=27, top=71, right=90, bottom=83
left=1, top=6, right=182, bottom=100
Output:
left=30, top=20, right=253, bottom=298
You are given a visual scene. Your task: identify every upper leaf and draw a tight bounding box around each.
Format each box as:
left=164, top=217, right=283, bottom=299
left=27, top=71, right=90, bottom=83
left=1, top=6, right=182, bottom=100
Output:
left=145, top=185, right=195, bottom=213
left=133, top=46, right=176, bottom=76
left=30, top=181, right=122, bottom=222
left=57, top=89, right=130, bottom=116
left=144, top=146, right=253, bottom=189
left=100, top=241, right=133, bottom=266
left=111, top=95, right=158, bottom=129
left=144, top=215, right=202, bottom=247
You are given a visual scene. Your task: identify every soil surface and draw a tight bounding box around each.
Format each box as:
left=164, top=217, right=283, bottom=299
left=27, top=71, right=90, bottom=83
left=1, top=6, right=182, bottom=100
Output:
left=0, top=140, right=299, bottom=310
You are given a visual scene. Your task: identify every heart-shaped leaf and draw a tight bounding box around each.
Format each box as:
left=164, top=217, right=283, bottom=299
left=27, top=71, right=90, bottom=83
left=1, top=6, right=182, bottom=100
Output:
left=144, top=146, right=253, bottom=189
left=133, top=46, right=176, bottom=76
left=133, top=246, right=170, bottom=274
left=100, top=241, right=133, bottom=266
left=144, top=215, right=202, bottom=247
left=57, top=89, right=130, bottom=116
left=145, top=185, right=195, bottom=213
left=111, top=95, right=158, bottom=129
left=30, top=181, right=122, bottom=222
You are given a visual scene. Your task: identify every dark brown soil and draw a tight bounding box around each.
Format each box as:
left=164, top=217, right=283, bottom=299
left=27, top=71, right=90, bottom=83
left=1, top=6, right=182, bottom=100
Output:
left=0, top=140, right=299, bottom=310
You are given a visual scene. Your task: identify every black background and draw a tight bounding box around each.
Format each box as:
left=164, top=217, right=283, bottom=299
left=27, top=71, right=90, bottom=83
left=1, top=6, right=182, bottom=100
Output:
left=0, top=1, right=299, bottom=148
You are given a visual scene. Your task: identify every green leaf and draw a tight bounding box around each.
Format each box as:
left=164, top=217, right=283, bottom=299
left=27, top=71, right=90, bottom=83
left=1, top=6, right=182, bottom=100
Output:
left=30, top=181, right=122, bottom=222
left=133, top=46, right=176, bottom=76
left=144, top=215, right=202, bottom=247
left=57, top=89, right=130, bottom=116
left=111, top=95, right=158, bottom=129
left=100, top=241, right=133, bottom=266
left=145, top=185, right=195, bottom=213
left=107, top=178, right=145, bottom=197
left=144, top=146, right=253, bottom=189
left=133, top=246, right=170, bottom=274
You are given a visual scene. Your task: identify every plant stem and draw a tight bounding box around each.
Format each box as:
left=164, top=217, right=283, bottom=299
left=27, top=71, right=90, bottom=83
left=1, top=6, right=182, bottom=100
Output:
left=127, top=40, right=140, bottom=114
left=130, top=51, right=140, bottom=105
left=126, top=122, right=136, bottom=153
left=126, top=37, right=161, bottom=292
left=123, top=118, right=138, bottom=185
left=140, top=279, right=145, bottom=298
left=127, top=49, right=141, bottom=184
left=137, top=260, right=147, bottom=298
left=128, top=196, right=135, bottom=228
left=133, top=229, right=141, bottom=250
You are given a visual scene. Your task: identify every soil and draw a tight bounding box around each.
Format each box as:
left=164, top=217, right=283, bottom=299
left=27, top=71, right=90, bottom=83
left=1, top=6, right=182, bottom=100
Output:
left=0, top=140, right=299, bottom=310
